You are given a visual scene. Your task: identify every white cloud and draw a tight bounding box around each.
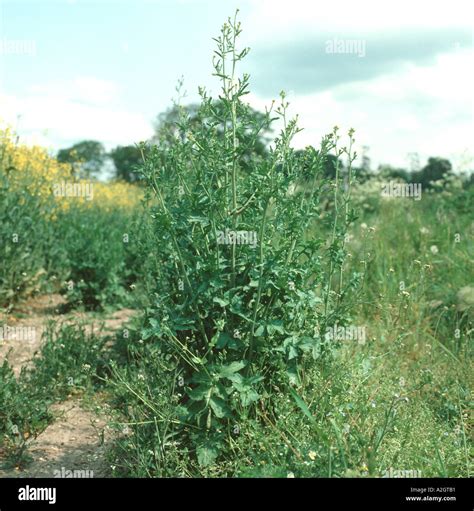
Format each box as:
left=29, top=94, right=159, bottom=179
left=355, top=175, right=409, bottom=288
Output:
left=28, top=76, right=120, bottom=105
left=0, top=77, right=153, bottom=150
left=246, top=47, right=474, bottom=170
left=244, top=0, right=473, bottom=43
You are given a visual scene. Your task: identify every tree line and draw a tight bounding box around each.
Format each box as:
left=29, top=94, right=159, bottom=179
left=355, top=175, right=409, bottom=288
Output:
left=57, top=104, right=470, bottom=189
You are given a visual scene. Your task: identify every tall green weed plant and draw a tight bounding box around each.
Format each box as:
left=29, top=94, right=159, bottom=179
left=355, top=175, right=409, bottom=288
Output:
left=138, top=12, right=361, bottom=466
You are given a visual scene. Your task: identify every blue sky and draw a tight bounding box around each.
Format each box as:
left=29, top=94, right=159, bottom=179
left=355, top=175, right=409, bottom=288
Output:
left=1, top=0, right=473, bottom=171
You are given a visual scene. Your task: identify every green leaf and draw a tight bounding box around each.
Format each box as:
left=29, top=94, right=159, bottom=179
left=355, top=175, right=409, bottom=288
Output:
left=299, top=336, right=316, bottom=353
left=226, top=372, right=243, bottom=385
left=190, top=370, right=212, bottom=384
left=215, top=332, right=232, bottom=349
left=286, top=363, right=300, bottom=385
left=187, top=384, right=212, bottom=401
left=267, top=320, right=285, bottom=335
left=213, top=297, right=229, bottom=307
left=149, top=318, right=159, bottom=328
left=289, top=387, right=315, bottom=424
left=196, top=443, right=220, bottom=467
left=240, top=388, right=260, bottom=407
left=288, top=345, right=298, bottom=360
left=209, top=396, right=231, bottom=418
left=171, top=317, right=196, bottom=331
left=218, top=361, right=247, bottom=378
left=141, top=327, right=153, bottom=340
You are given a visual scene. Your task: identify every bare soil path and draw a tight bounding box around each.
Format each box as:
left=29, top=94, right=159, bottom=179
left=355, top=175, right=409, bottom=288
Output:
left=0, top=294, right=137, bottom=478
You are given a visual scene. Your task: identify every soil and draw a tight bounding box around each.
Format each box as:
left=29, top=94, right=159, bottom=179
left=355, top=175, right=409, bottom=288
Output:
left=0, top=294, right=137, bottom=478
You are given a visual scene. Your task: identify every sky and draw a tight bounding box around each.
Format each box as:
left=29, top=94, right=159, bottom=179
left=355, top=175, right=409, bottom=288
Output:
left=0, top=0, right=473, bottom=172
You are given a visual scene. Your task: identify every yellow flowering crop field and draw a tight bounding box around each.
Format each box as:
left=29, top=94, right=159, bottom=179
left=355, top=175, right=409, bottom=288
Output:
left=1, top=127, right=142, bottom=213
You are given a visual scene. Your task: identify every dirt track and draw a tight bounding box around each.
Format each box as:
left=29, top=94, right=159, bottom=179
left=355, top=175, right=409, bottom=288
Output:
left=0, top=294, right=136, bottom=478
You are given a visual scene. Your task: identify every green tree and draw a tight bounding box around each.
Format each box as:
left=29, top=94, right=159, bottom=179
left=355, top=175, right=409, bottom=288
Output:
left=352, top=146, right=372, bottom=183
left=153, top=102, right=272, bottom=172
left=378, top=164, right=409, bottom=182
left=57, top=140, right=106, bottom=178
left=413, top=157, right=452, bottom=188
left=110, top=145, right=142, bottom=183
left=292, top=149, right=340, bottom=180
